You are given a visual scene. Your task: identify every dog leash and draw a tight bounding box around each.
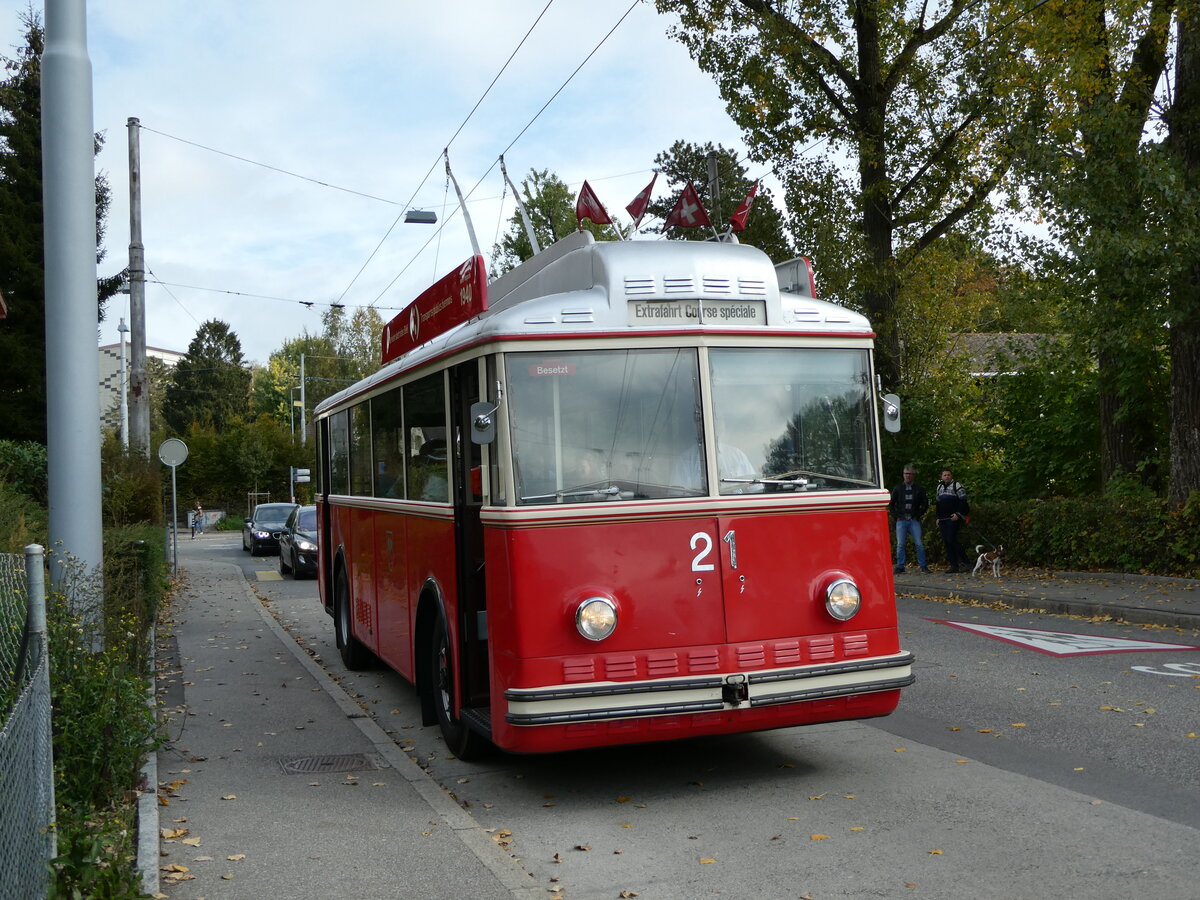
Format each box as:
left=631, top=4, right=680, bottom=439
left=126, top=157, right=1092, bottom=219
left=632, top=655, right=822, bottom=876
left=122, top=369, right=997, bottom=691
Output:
left=962, top=518, right=998, bottom=551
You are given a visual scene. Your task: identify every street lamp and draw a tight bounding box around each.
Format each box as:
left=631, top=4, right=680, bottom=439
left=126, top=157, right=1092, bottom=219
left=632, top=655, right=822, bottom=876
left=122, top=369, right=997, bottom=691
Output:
left=117, top=318, right=130, bottom=448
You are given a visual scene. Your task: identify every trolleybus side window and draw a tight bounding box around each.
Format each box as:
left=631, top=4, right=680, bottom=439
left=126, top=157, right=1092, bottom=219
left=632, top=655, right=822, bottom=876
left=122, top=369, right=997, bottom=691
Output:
left=506, top=348, right=704, bottom=504
left=349, top=403, right=373, bottom=497
left=709, top=348, right=878, bottom=493
left=404, top=372, right=449, bottom=503
left=371, top=386, right=405, bottom=499
left=328, top=410, right=350, bottom=495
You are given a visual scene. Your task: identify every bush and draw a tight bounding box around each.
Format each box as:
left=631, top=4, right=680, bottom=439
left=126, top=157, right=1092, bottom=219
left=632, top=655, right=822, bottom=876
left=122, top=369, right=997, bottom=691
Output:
left=0, top=478, right=48, bottom=553
left=0, top=440, right=49, bottom=505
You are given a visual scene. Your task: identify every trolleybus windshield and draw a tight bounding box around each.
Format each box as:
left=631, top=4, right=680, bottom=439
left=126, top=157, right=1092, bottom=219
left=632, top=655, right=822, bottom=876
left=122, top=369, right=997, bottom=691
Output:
left=506, top=346, right=879, bottom=505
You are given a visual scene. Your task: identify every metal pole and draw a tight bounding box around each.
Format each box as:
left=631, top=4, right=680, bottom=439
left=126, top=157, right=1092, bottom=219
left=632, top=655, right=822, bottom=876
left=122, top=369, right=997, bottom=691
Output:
left=118, top=317, right=129, bottom=448
left=170, top=463, right=178, bottom=576
left=300, top=354, right=307, bottom=445
left=127, top=116, right=150, bottom=456
left=24, top=543, right=57, bottom=863
left=42, top=0, right=104, bottom=597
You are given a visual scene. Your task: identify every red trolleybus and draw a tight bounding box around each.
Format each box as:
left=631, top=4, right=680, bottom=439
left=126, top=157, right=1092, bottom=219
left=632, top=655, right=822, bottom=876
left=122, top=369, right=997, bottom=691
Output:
left=313, top=231, right=913, bottom=758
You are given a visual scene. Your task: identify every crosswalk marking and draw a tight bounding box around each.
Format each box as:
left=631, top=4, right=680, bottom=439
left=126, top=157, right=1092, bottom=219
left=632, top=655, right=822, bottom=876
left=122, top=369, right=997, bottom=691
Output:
left=929, top=619, right=1200, bottom=657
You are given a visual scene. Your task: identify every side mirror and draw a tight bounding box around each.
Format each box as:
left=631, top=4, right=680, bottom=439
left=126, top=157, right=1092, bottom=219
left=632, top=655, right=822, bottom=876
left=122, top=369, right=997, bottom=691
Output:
left=881, top=393, right=901, bottom=433
left=470, top=400, right=498, bottom=445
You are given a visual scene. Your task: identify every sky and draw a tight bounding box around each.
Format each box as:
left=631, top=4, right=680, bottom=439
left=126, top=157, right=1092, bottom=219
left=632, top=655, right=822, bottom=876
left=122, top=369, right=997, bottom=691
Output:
left=1, top=0, right=757, bottom=365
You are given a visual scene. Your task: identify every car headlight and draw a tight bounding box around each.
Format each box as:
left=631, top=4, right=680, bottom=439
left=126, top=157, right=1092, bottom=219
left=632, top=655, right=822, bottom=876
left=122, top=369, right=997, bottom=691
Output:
left=575, top=597, right=617, bottom=641
left=297, top=540, right=317, bottom=552
left=825, top=578, right=861, bottom=621
left=254, top=530, right=270, bottom=539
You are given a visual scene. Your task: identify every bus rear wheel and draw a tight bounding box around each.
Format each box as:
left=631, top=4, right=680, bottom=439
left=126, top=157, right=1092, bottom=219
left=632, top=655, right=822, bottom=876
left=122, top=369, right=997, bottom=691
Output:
left=334, top=571, right=371, bottom=670
left=429, top=615, right=488, bottom=760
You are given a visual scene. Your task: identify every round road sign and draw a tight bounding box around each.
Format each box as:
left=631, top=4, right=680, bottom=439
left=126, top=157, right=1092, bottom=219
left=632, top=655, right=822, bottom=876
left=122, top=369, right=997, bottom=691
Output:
left=158, top=438, right=189, bottom=467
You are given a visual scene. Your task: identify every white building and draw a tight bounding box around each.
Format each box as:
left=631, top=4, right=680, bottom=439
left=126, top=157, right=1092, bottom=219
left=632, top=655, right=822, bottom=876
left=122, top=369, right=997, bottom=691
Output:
left=97, top=339, right=185, bottom=433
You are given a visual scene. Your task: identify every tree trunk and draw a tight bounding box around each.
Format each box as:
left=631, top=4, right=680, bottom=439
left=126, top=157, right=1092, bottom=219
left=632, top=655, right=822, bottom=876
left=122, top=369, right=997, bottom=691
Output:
left=1168, top=0, right=1200, bottom=507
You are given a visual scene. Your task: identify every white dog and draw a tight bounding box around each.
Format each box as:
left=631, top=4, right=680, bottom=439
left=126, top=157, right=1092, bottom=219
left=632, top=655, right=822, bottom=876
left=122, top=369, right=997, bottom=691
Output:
left=971, top=544, right=1004, bottom=578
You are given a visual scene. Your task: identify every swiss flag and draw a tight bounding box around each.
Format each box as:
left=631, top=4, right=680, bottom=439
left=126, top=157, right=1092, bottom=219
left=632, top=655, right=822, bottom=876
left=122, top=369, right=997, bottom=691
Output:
left=575, top=180, right=613, bottom=229
left=625, top=173, right=657, bottom=227
left=664, top=181, right=711, bottom=229
left=728, top=183, right=758, bottom=233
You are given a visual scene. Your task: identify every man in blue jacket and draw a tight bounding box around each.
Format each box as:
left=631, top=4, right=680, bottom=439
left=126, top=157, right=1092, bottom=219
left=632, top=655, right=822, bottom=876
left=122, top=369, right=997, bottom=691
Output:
left=935, top=469, right=970, bottom=573
left=889, top=464, right=929, bottom=574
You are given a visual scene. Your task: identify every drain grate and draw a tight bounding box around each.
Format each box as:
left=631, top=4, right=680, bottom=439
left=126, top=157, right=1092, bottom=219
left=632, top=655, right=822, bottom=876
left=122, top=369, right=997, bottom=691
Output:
left=279, top=753, right=388, bottom=775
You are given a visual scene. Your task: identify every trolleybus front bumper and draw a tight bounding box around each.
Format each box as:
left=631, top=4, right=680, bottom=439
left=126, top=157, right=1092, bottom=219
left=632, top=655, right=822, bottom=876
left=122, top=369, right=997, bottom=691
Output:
left=503, top=651, right=915, bottom=726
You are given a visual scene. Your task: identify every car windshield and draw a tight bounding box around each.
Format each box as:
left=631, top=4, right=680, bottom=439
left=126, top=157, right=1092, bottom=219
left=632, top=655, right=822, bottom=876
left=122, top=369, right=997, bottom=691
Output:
left=506, top=348, right=704, bottom=505
left=708, top=348, right=879, bottom=493
left=255, top=506, right=293, bottom=527
left=297, top=508, right=317, bottom=531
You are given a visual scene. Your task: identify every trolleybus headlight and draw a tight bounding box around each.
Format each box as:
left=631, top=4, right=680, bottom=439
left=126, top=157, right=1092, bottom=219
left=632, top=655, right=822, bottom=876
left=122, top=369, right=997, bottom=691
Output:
left=576, top=597, right=618, bottom=641
left=825, top=579, right=862, bottom=621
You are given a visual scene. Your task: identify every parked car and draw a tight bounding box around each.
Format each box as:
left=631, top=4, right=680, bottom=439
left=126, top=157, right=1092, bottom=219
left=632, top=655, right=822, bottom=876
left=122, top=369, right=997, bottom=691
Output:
left=242, top=502, right=297, bottom=556
left=278, top=504, right=319, bottom=578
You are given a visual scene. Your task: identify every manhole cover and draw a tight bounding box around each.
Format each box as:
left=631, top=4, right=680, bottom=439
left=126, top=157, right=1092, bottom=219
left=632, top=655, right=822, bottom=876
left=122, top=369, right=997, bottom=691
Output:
left=279, top=753, right=388, bottom=775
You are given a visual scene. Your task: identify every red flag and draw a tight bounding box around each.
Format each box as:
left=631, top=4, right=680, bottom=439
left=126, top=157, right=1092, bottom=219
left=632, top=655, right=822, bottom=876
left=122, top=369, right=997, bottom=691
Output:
left=625, top=172, right=657, bottom=227
left=575, top=180, right=612, bottom=229
left=664, top=181, right=711, bottom=229
left=728, top=183, right=759, bottom=233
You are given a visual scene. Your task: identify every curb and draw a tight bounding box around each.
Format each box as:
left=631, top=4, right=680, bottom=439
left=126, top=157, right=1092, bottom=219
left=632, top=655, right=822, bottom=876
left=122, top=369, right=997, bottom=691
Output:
left=136, top=625, right=159, bottom=898
left=242, top=573, right=543, bottom=899
left=896, top=584, right=1200, bottom=630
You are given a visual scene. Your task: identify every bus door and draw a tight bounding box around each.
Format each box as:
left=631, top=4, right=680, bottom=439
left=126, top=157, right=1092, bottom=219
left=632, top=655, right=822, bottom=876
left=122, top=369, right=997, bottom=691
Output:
left=449, top=361, right=490, bottom=711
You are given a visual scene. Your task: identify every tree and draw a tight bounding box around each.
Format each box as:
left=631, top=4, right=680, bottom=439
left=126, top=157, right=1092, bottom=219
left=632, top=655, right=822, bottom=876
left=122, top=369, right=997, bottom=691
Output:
left=646, top=141, right=796, bottom=262
left=0, top=11, right=123, bottom=442
left=163, top=320, right=252, bottom=433
left=654, top=0, right=1041, bottom=388
left=1016, top=0, right=1176, bottom=490
left=490, top=168, right=620, bottom=275
left=1168, top=0, right=1200, bottom=506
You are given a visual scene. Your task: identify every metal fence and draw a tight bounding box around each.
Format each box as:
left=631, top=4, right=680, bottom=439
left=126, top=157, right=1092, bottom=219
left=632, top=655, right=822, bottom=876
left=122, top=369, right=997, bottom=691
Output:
left=0, top=546, right=56, bottom=899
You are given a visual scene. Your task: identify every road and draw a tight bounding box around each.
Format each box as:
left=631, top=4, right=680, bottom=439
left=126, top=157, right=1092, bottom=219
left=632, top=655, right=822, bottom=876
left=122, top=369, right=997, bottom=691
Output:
left=210, top=533, right=1200, bottom=899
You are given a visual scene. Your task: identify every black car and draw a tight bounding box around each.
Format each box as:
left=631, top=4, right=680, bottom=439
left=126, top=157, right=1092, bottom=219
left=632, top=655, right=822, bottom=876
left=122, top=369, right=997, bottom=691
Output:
left=242, top=503, right=297, bottom=556
left=278, top=504, right=319, bottom=578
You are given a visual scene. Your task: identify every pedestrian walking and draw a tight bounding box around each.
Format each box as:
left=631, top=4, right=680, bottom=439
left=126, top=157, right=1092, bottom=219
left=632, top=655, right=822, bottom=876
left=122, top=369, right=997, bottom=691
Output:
left=192, top=502, right=204, bottom=538
left=889, top=464, right=929, bottom=574
left=935, top=469, right=970, bottom=572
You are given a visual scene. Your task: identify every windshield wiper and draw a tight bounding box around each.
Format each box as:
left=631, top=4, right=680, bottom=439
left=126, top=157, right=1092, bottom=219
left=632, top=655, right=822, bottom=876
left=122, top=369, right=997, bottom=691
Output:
left=744, top=467, right=877, bottom=488
left=520, top=484, right=624, bottom=502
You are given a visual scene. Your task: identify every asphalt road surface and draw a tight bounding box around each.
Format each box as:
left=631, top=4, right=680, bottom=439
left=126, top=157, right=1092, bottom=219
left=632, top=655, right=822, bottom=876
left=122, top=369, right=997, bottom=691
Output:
left=218, top=534, right=1200, bottom=899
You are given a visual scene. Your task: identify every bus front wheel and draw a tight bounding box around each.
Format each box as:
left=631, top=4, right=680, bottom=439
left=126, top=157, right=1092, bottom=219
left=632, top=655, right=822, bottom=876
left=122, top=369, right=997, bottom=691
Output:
left=429, top=615, right=488, bottom=760
left=334, top=571, right=371, bottom=670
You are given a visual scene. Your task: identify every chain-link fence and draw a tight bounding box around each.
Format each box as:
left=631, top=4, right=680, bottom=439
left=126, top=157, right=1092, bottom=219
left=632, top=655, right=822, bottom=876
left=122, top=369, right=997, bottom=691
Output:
left=0, top=547, right=56, bottom=899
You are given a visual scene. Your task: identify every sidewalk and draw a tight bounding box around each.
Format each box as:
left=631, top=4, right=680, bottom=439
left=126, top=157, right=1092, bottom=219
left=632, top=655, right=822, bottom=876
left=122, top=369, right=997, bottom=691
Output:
left=147, top=537, right=541, bottom=899
left=893, top=565, right=1200, bottom=630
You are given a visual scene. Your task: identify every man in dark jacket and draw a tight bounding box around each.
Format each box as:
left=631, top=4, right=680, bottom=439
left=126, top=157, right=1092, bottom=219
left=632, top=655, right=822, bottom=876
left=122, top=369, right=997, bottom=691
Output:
left=935, top=469, right=970, bottom=572
left=889, top=465, right=930, bottom=574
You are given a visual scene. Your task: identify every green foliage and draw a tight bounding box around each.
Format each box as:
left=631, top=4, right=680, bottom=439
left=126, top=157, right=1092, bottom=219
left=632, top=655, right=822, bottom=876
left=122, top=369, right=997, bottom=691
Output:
left=48, top=809, right=148, bottom=900
left=0, top=438, right=48, bottom=504
left=163, top=320, right=252, bottom=434
left=0, top=11, right=122, bottom=444
left=100, top=435, right=163, bottom=527
left=490, top=168, right=619, bottom=275
left=0, top=478, right=47, bottom=552
left=961, top=496, right=1200, bottom=576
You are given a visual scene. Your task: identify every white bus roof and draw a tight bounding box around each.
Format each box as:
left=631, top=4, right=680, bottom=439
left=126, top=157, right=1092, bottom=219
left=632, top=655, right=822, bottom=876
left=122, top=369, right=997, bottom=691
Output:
left=317, top=233, right=870, bottom=414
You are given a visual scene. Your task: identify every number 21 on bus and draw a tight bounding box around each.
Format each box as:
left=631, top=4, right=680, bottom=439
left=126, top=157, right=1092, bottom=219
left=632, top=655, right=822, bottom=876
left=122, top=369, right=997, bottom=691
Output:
left=313, top=233, right=912, bottom=758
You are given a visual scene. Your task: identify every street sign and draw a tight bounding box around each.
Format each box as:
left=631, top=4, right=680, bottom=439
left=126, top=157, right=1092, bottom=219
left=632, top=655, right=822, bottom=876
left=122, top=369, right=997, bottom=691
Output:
left=930, top=619, right=1200, bottom=657
left=158, top=437, right=188, bottom=467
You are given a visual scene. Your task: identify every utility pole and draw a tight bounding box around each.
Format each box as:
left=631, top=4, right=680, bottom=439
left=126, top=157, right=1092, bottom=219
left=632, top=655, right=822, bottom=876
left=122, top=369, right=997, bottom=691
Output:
left=127, top=116, right=150, bottom=455
left=42, top=0, right=104, bottom=594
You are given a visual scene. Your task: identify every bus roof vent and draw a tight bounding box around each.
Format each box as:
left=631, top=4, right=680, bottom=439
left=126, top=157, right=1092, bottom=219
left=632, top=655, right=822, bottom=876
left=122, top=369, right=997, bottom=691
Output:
left=560, top=308, right=595, bottom=324
left=664, top=276, right=696, bottom=294
left=703, top=277, right=732, bottom=294
left=738, top=278, right=768, bottom=296
left=624, top=277, right=656, bottom=296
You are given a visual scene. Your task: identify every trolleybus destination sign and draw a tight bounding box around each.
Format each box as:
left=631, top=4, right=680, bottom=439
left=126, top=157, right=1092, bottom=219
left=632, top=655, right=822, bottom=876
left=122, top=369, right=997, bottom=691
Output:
left=629, top=299, right=766, bottom=326
left=382, top=255, right=488, bottom=364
